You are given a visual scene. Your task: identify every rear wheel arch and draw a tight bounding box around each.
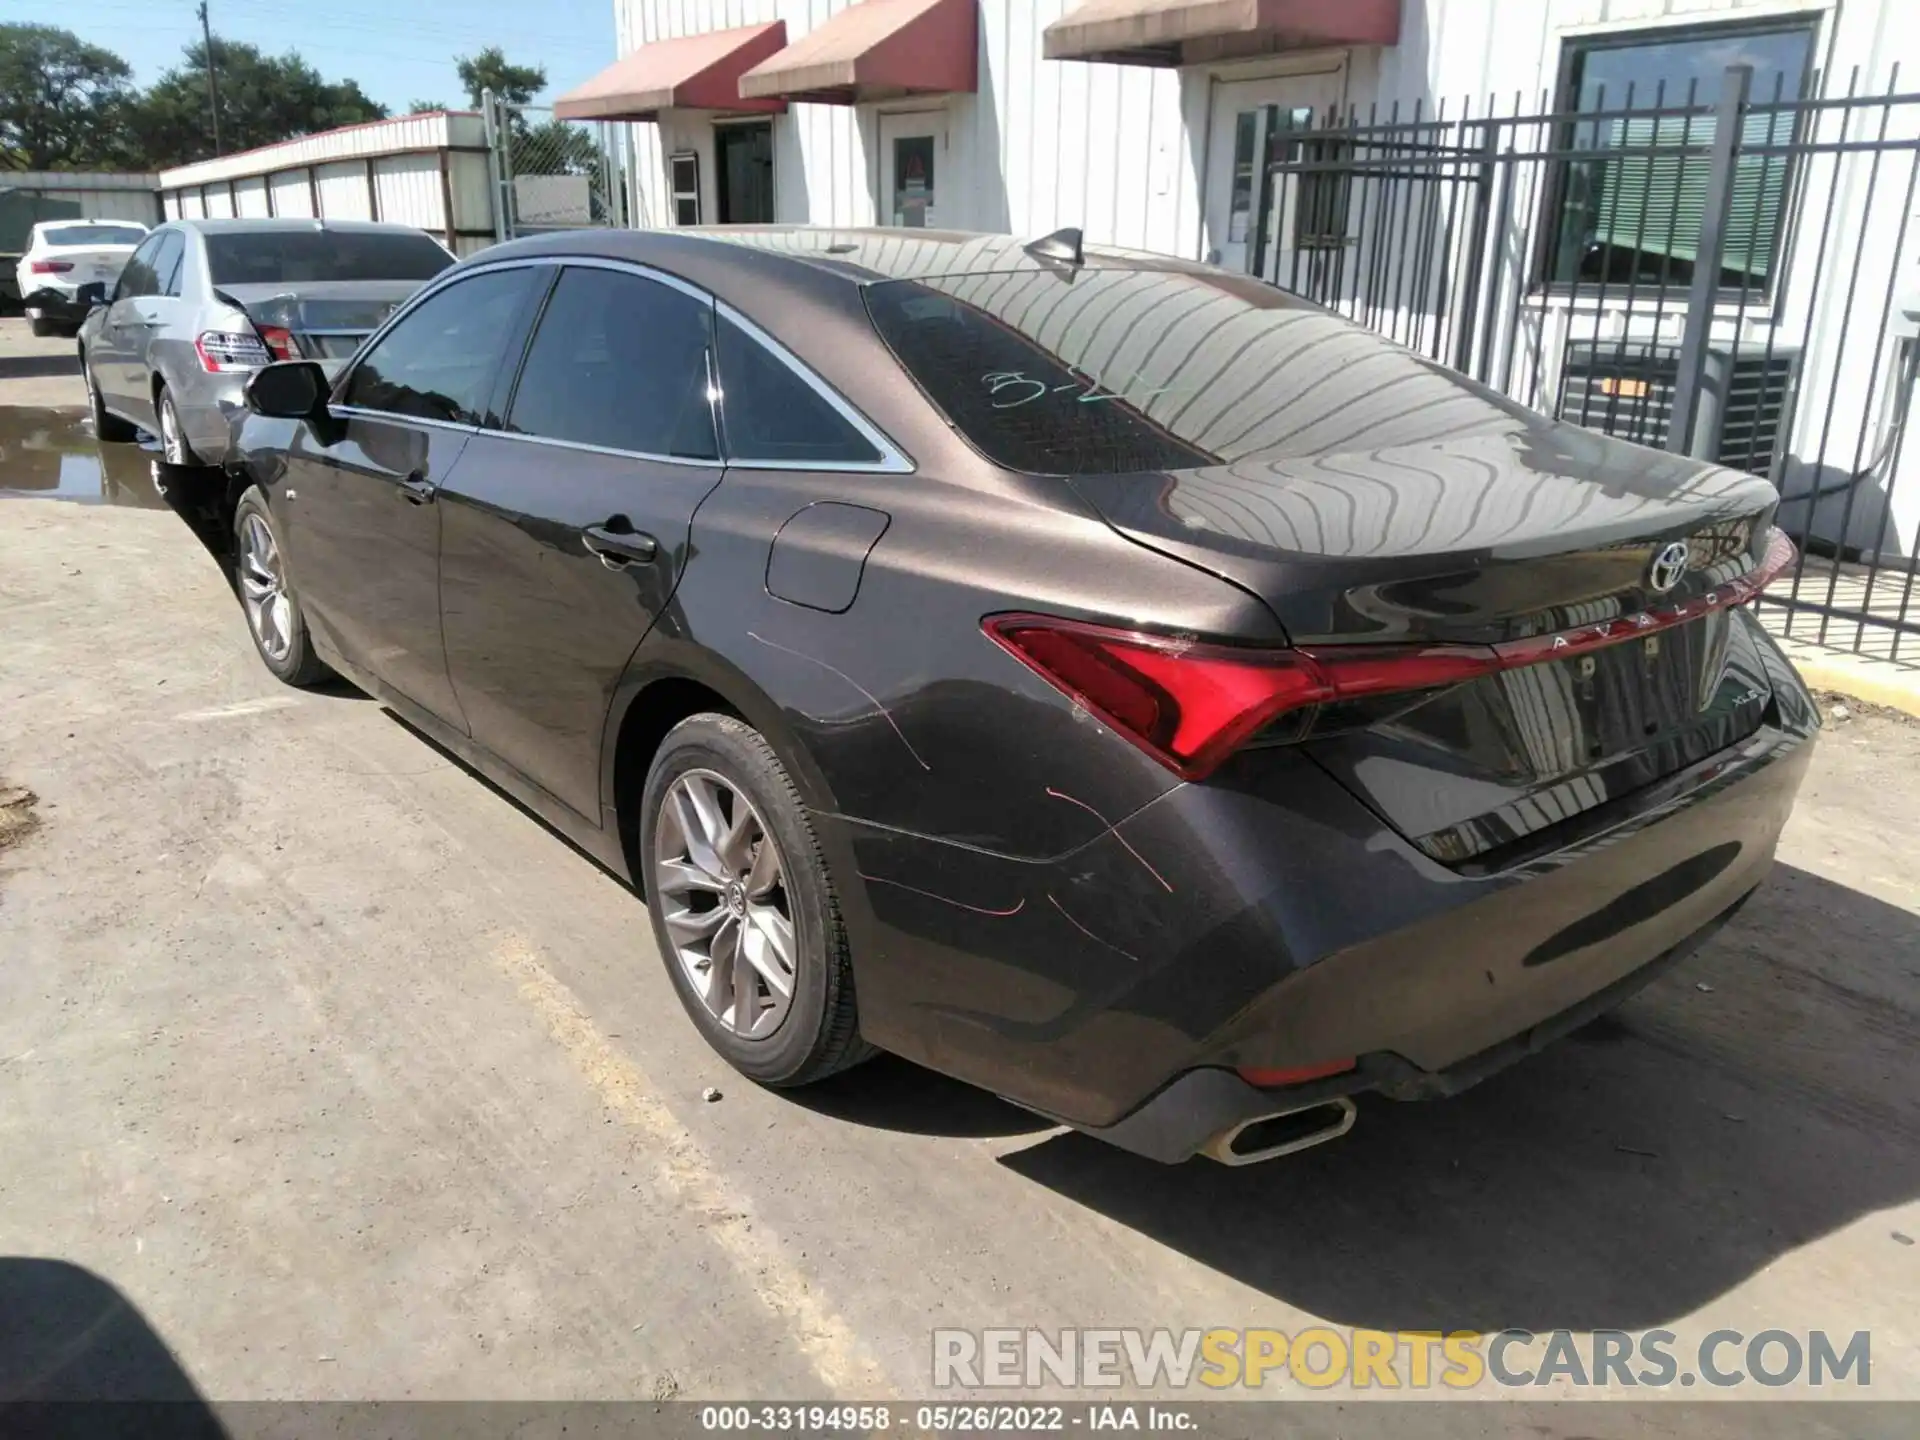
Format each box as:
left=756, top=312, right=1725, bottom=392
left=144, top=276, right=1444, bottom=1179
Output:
left=606, top=650, right=841, bottom=893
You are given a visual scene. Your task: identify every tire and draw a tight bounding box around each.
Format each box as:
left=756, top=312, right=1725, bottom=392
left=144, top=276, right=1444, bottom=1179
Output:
left=156, top=384, right=203, bottom=467
left=81, top=349, right=138, bottom=442
left=28, top=315, right=55, bottom=338
left=640, top=714, right=873, bottom=1087
left=232, top=487, right=332, bottom=687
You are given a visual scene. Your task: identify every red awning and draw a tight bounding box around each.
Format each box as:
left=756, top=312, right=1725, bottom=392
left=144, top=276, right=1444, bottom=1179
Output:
left=554, top=23, right=789, bottom=121
left=739, top=0, right=977, bottom=105
left=1043, top=0, right=1399, bottom=67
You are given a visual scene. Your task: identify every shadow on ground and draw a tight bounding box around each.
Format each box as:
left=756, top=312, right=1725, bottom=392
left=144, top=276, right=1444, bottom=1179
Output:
left=794, top=1053, right=1052, bottom=1140
left=1001, top=862, right=1920, bottom=1334
left=0, top=1256, right=225, bottom=1434
left=0, top=355, right=79, bottom=383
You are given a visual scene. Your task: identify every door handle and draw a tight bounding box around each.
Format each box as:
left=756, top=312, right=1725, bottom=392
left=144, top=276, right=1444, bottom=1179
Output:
left=396, top=473, right=434, bottom=505
left=582, top=524, right=659, bottom=567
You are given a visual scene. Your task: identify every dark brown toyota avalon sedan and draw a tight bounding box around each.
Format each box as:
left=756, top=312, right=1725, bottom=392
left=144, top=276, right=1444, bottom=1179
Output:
left=225, top=226, right=1815, bottom=1165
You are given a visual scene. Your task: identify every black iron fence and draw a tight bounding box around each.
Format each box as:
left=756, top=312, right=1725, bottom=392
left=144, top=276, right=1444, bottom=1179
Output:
left=1251, top=66, right=1920, bottom=662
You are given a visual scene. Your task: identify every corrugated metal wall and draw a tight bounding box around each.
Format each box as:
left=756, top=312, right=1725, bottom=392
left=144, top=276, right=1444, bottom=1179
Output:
left=155, top=114, right=495, bottom=249
left=2, top=173, right=161, bottom=226
left=617, top=0, right=1215, bottom=257
left=615, top=0, right=1910, bottom=254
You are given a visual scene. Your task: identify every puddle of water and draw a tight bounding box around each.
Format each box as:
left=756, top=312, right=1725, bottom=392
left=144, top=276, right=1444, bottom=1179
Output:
left=0, top=406, right=171, bottom=509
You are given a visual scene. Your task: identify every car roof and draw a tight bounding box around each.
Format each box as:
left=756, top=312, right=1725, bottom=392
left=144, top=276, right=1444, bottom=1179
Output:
left=35, top=218, right=148, bottom=231
left=166, top=218, right=434, bottom=235
left=475, top=224, right=1222, bottom=289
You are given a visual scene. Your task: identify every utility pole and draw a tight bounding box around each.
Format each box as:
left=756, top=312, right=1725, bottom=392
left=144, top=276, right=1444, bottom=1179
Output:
left=197, top=1, right=223, bottom=155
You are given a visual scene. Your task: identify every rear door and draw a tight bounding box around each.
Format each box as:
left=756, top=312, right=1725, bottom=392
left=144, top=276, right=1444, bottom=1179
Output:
left=95, top=232, right=165, bottom=416
left=436, top=261, right=724, bottom=818
left=278, top=265, right=547, bottom=727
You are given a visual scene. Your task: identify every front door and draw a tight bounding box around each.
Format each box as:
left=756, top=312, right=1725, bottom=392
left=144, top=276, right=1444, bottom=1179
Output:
left=715, top=122, right=774, bottom=224
left=1203, top=71, right=1345, bottom=278
left=879, top=112, right=945, bottom=228
left=280, top=264, right=546, bottom=727
left=436, top=262, right=724, bottom=819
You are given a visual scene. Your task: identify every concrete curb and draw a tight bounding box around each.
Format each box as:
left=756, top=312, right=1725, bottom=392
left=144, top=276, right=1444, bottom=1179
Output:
left=1775, top=638, right=1920, bottom=719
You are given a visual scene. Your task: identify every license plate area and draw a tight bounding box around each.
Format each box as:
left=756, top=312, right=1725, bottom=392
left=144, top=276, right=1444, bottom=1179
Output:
left=1302, top=613, right=1777, bottom=866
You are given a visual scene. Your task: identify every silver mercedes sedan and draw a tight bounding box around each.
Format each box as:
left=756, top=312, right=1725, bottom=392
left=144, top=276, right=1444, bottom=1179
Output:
left=77, top=218, right=455, bottom=466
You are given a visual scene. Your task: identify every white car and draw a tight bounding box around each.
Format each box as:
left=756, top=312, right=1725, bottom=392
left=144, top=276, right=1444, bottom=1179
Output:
left=15, top=220, right=151, bottom=337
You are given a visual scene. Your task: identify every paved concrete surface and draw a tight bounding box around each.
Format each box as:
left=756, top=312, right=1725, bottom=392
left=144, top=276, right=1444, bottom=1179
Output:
left=3, top=366, right=1920, bottom=1422
left=0, top=315, right=87, bottom=411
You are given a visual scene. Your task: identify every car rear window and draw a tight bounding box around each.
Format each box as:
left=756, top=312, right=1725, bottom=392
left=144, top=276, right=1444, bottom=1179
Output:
left=863, top=268, right=1520, bottom=476
left=205, top=229, right=454, bottom=285
left=44, top=225, right=148, bottom=247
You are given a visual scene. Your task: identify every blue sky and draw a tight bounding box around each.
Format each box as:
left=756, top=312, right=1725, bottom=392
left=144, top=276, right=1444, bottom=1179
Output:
left=12, top=0, right=618, bottom=111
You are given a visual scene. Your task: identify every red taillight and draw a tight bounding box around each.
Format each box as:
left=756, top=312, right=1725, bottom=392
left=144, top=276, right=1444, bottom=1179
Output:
left=257, top=324, right=296, bottom=360
left=983, top=617, right=1333, bottom=780
left=29, top=259, right=74, bottom=274
left=1239, top=1059, right=1357, bottom=1088
left=985, top=529, right=1798, bottom=781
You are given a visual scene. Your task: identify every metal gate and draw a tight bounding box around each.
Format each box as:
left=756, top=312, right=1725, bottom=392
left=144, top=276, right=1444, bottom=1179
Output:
left=481, top=90, right=626, bottom=239
left=1252, top=68, right=1920, bottom=662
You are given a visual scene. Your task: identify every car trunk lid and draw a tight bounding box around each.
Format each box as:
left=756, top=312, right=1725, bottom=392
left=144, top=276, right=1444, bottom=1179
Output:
left=216, top=280, right=425, bottom=361
left=1068, top=429, right=1787, bottom=868
left=30, top=244, right=136, bottom=287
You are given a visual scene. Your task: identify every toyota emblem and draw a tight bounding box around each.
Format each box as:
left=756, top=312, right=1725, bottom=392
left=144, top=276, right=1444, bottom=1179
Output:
left=1647, top=541, right=1691, bottom=594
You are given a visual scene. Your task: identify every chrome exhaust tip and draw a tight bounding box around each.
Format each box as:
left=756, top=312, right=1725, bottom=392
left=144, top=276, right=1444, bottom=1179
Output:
left=1200, top=1096, right=1357, bottom=1166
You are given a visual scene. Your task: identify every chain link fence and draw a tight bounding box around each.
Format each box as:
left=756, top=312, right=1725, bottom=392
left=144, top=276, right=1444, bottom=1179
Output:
left=482, top=91, right=625, bottom=238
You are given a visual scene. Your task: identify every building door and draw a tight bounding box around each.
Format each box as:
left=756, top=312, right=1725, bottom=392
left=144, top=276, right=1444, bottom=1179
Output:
left=1204, top=71, right=1345, bottom=277
left=715, top=121, right=774, bottom=224
left=879, top=112, right=945, bottom=228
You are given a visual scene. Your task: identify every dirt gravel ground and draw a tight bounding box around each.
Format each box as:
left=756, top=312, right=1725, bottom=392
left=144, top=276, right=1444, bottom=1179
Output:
left=3, top=402, right=1919, bottom=1427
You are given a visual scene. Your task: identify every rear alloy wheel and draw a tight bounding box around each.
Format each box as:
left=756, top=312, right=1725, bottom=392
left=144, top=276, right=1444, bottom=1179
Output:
left=641, top=715, right=872, bottom=1085
left=81, top=350, right=137, bottom=442
left=657, top=769, right=798, bottom=1040
left=233, top=488, right=331, bottom=687
left=157, top=386, right=200, bottom=467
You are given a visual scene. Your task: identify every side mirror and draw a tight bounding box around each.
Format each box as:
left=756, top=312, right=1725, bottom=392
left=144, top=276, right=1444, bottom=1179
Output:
left=245, top=360, right=330, bottom=421
left=76, top=281, right=108, bottom=309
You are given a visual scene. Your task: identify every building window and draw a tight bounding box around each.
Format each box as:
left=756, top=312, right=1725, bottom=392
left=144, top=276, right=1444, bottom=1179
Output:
left=1544, top=18, right=1817, bottom=292
left=670, top=152, right=700, bottom=227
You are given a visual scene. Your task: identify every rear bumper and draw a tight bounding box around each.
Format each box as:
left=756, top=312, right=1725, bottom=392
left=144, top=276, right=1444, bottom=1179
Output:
left=838, top=615, right=1818, bottom=1144
left=21, top=286, right=87, bottom=323
left=1082, top=888, right=1753, bottom=1163
left=171, top=370, right=250, bottom=463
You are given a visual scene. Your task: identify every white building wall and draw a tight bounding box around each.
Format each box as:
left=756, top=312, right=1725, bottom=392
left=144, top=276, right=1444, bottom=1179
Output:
left=618, top=0, right=1209, bottom=252
left=374, top=153, right=447, bottom=230
left=614, top=0, right=1914, bottom=247
left=233, top=176, right=271, bottom=217
left=314, top=161, right=375, bottom=221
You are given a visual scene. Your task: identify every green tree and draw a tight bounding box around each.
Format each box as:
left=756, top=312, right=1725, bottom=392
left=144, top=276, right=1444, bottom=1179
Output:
left=515, top=118, right=600, bottom=178
left=129, top=37, right=387, bottom=168
left=408, top=99, right=448, bottom=114
left=455, top=47, right=545, bottom=109
left=0, top=24, right=137, bottom=170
